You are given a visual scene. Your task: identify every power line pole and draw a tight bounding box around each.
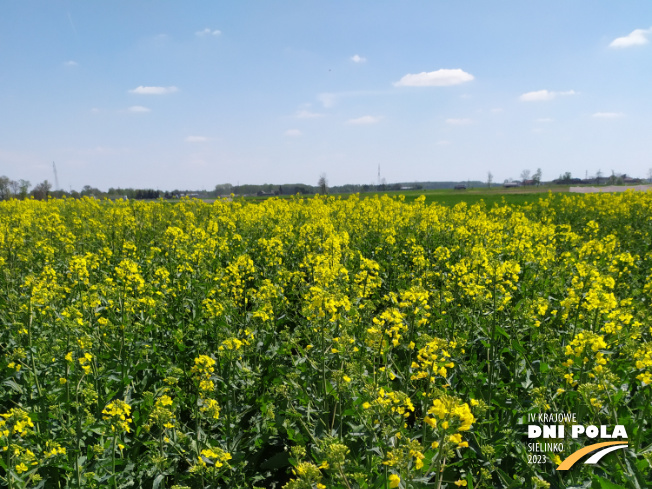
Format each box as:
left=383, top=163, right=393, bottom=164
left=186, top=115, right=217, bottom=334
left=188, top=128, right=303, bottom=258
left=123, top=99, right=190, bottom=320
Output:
left=52, top=162, right=60, bottom=191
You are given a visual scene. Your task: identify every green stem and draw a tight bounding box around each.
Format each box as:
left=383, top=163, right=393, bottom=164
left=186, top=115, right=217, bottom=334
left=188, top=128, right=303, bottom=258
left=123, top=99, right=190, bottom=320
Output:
left=487, top=272, right=497, bottom=424
left=338, top=465, right=353, bottom=489
left=635, top=389, right=651, bottom=451
left=75, top=375, right=85, bottom=489
left=112, top=434, right=117, bottom=489
left=321, top=323, right=327, bottom=398
left=6, top=437, right=13, bottom=489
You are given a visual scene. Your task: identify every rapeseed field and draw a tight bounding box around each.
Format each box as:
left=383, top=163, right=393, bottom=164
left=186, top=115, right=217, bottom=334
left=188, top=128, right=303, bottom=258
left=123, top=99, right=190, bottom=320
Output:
left=1, top=192, right=650, bottom=488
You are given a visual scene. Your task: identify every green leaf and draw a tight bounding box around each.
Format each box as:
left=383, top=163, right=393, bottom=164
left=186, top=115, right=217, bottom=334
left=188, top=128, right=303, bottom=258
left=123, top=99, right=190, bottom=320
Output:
left=153, top=473, right=166, bottom=489
left=260, top=450, right=290, bottom=470
left=3, top=379, right=23, bottom=394
left=466, top=472, right=474, bottom=489
left=590, top=475, right=627, bottom=489
left=495, top=325, right=511, bottom=340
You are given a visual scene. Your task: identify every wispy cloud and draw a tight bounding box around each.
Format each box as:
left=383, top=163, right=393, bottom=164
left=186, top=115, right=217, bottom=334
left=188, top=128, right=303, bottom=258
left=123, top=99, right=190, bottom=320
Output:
left=592, top=112, right=625, bottom=119
left=196, top=28, right=221, bottom=37
left=284, top=129, right=302, bottom=137
left=316, top=90, right=390, bottom=108
left=535, top=117, right=554, bottom=123
left=63, top=60, right=78, bottom=67
left=351, top=54, right=367, bottom=63
left=435, top=140, right=451, bottom=146
left=394, top=68, right=474, bottom=87
left=446, top=118, right=473, bottom=125
left=128, top=106, right=151, bottom=113
left=519, top=89, right=576, bottom=102
left=346, top=115, right=381, bottom=125
left=185, top=136, right=210, bottom=142
left=318, top=93, right=337, bottom=108
left=295, top=110, right=324, bottom=119
left=609, top=28, right=652, bottom=48
left=129, top=86, right=178, bottom=95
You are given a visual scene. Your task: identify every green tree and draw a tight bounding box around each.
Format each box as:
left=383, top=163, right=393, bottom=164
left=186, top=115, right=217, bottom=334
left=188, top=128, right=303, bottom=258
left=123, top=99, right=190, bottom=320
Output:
left=533, top=168, right=542, bottom=186
left=32, top=180, right=52, bottom=200
left=318, top=173, right=328, bottom=194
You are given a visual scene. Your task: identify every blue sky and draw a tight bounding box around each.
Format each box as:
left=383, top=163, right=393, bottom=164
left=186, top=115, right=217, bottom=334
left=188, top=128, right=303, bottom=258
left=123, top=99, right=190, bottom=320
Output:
left=1, top=1, right=651, bottom=190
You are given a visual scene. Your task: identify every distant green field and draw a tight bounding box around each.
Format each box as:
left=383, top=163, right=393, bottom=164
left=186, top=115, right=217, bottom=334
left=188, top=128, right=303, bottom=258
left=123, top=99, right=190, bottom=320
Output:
left=315, top=186, right=567, bottom=207
left=242, top=185, right=569, bottom=206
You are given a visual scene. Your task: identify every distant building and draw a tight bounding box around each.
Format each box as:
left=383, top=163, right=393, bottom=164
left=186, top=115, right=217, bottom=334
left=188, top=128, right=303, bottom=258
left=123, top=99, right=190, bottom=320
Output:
left=622, top=175, right=641, bottom=184
left=503, top=182, right=520, bottom=188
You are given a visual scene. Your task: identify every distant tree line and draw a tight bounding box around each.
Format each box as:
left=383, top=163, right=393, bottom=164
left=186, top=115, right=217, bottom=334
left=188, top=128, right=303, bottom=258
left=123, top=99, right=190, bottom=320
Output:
left=0, top=176, right=55, bottom=201
left=3, top=168, right=649, bottom=203
left=0, top=176, right=32, bottom=200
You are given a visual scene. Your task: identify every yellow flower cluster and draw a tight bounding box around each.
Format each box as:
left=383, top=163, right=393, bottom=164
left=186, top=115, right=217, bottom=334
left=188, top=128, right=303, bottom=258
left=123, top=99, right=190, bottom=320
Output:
left=563, top=332, right=609, bottom=385
left=367, top=307, right=407, bottom=351
left=199, top=447, right=232, bottom=468
left=383, top=438, right=426, bottom=471
left=0, top=408, right=35, bottom=438
left=283, top=461, right=325, bottom=489
left=410, top=337, right=455, bottom=382
left=424, top=396, right=475, bottom=449
left=218, top=329, right=254, bottom=353
left=102, top=400, right=133, bottom=433
left=146, top=394, right=177, bottom=431
left=43, top=441, right=67, bottom=458
left=192, top=354, right=216, bottom=392
left=199, top=398, right=221, bottom=420
left=367, top=388, right=415, bottom=418
left=634, top=343, right=652, bottom=385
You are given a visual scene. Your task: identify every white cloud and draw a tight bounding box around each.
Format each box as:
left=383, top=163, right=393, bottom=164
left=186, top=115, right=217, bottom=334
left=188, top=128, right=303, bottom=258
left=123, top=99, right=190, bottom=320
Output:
left=435, top=140, right=451, bottom=146
left=295, top=110, right=324, bottom=119
left=592, top=112, right=625, bottom=119
left=446, top=118, right=473, bottom=125
left=393, top=68, right=474, bottom=87
left=346, top=115, right=381, bottom=125
left=519, top=89, right=576, bottom=102
left=351, top=54, right=366, bottom=63
left=609, top=28, right=652, bottom=48
left=196, top=28, right=221, bottom=37
left=185, top=136, right=210, bottom=142
left=535, top=117, right=554, bottom=123
left=129, top=86, right=178, bottom=95
left=284, top=129, right=302, bottom=137
left=318, top=93, right=336, bottom=108
left=128, top=106, right=151, bottom=113
left=520, top=90, right=555, bottom=101
left=63, top=60, right=78, bottom=67
left=491, top=108, right=504, bottom=113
